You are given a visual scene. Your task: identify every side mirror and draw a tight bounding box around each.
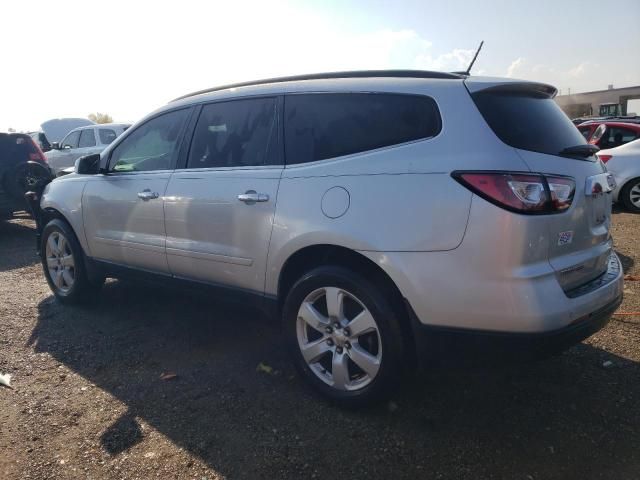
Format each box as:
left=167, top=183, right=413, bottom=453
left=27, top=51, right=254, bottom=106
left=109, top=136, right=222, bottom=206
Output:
left=75, top=154, right=101, bottom=175
left=51, top=142, right=60, bottom=150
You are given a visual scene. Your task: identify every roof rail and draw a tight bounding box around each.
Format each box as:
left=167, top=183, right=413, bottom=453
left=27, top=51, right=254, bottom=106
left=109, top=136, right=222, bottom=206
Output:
left=171, top=69, right=463, bottom=102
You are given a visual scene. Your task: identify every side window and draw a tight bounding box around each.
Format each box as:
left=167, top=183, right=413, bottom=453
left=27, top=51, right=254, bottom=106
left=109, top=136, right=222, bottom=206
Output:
left=61, top=130, right=81, bottom=149
left=284, top=93, right=441, bottom=164
left=78, top=129, right=96, bottom=148
left=608, top=127, right=638, bottom=147
left=187, top=97, right=278, bottom=169
left=109, top=109, right=189, bottom=172
left=99, top=128, right=117, bottom=145
left=578, top=126, right=591, bottom=140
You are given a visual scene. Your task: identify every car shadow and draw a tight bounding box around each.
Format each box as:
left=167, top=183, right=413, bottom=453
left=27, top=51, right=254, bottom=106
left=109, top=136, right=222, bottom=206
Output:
left=0, top=216, right=39, bottom=272
left=30, top=280, right=640, bottom=479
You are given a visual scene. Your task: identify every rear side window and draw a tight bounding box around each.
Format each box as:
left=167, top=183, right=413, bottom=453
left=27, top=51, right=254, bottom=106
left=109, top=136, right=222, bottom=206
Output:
left=284, top=93, right=441, bottom=164
left=472, top=90, right=587, bottom=156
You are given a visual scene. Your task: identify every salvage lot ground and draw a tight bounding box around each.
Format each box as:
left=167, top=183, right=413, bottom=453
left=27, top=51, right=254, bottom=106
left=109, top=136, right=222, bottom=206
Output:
left=1, top=211, right=638, bottom=480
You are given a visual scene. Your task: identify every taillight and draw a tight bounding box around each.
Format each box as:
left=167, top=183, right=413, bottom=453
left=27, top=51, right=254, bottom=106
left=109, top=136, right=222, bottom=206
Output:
left=598, top=154, right=612, bottom=164
left=452, top=171, right=575, bottom=214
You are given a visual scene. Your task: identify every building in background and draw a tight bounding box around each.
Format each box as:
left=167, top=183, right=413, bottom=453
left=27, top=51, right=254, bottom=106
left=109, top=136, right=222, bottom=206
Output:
left=555, top=85, right=640, bottom=119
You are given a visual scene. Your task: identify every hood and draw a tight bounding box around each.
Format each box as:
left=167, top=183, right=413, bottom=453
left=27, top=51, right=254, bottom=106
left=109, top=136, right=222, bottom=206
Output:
left=40, top=118, right=95, bottom=143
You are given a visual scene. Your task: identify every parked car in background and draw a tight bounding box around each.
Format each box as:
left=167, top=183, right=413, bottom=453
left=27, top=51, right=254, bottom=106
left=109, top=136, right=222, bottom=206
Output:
left=0, top=132, right=52, bottom=218
left=577, top=121, right=640, bottom=148
left=45, top=123, right=130, bottom=175
left=598, top=139, right=640, bottom=213
left=31, top=71, right=623, bottom=405
left=28, top=118, right=97, bottom=154
left=28, top=131, right=52, bottom=152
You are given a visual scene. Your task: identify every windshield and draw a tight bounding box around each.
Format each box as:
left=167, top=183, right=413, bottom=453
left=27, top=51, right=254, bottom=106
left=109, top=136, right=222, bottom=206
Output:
left=472, top=90, right=587, bottom=156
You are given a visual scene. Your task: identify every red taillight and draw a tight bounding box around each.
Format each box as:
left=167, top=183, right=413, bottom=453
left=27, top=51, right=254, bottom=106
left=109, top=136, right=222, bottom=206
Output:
left=452, top=171, right=575, bottom=214
left=598, top=154, right=612, bottom=164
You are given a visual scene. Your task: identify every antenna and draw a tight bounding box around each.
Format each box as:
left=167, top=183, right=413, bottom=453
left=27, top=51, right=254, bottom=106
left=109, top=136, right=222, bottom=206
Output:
left=464, top=40, right=484, bottom=75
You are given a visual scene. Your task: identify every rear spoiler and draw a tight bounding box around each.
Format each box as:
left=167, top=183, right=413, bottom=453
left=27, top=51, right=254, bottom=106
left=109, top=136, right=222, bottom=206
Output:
left=464, top=78, right=557, bottom=98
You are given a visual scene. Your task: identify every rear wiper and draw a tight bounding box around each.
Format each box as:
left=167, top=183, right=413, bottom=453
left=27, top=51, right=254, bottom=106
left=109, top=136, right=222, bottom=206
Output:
left=560, top=144, right=599, bottom=158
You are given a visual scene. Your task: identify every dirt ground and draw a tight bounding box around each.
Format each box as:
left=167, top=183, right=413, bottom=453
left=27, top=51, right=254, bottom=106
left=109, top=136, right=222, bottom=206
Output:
left=1, top=210, right=638, bottom=480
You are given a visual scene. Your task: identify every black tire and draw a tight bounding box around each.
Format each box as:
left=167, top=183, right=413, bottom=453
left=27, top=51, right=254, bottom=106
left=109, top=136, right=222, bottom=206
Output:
left=8, top=162, right=52, bottom=200
left=619, top=178, right=640, bottom=213
left=283, top=266, right=406, bottom=407
left=41, top=219, right=104, bottom=304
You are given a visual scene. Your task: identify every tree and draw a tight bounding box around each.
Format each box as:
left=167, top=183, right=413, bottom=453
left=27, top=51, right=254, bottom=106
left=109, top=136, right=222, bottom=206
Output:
left=88, top=112, right=113, bottom=124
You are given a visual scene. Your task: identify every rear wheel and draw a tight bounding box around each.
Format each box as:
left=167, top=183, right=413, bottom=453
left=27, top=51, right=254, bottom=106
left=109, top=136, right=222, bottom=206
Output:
left=283, top=266, right=405, bottom=407
left=620, top=178, right=640, bottom=213
left=41, top=219, right=103, bottom=304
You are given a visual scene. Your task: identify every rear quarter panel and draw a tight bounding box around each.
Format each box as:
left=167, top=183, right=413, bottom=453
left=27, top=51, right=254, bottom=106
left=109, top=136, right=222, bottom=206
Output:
left=265, top=80, right=531, bottom=295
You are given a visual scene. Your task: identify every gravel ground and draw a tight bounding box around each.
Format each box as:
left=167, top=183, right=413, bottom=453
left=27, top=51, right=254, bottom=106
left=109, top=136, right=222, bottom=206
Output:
left=1, top=210, right=638, bottom=480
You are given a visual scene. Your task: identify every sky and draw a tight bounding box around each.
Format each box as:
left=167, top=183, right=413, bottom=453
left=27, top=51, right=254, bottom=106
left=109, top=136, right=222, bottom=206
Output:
left=2, top=0, right=639, bottom=132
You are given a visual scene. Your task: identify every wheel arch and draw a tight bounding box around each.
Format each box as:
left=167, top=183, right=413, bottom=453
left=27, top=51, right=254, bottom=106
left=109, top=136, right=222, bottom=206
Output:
left=277, top=244, right=417, bottom=364
left=619, top=176, right=640, bottom=210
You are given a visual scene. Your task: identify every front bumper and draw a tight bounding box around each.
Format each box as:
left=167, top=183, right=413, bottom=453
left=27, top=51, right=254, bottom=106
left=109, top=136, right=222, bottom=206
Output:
left=406, top=292, right=622, bottom=365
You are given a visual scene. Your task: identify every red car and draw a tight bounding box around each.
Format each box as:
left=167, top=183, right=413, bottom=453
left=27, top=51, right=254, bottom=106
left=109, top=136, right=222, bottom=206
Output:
left=577, top=121, right=640, bottom=149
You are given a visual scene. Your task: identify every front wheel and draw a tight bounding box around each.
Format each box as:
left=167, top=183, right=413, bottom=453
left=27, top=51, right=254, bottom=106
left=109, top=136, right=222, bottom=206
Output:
left=41, top=219, right=103, bottom=304
left=620, top=178, right=640, bottom=213
left=283, top=266, right=406, bottom=407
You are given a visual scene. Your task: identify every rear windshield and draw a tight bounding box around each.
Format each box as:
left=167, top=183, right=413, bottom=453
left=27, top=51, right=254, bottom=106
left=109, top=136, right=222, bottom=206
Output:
left=472, top=90, right=586, bottom=156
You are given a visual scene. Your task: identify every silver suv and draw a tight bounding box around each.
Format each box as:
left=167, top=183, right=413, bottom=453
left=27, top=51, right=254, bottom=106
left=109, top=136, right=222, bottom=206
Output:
left=32, top=71, right=624, bottom=406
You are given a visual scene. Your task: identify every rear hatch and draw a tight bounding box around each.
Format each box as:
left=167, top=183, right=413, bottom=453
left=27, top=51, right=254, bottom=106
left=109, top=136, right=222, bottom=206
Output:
left=466, top=78, right=614, bottom=293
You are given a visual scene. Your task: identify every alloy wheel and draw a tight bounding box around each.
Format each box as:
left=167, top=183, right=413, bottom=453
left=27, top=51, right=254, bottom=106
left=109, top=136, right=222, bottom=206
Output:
left=296, top=287, right=382, bottom=391
left=45, top=231, right=75, bottom=293
left=630, top=183, right=640, bottom=208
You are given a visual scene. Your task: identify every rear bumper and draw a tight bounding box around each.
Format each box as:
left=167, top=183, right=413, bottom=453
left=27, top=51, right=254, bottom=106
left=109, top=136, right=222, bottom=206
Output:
left=406, top=293, right=622, bottom=365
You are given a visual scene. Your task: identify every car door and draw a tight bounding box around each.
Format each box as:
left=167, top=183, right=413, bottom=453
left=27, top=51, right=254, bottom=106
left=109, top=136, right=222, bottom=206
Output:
left=82, top=108, right=191, bottom=273
left=75, top=128, right=101, bottom=163
left=164, top=96, right=283, bottom=294
left=48, top=130, right=81, bottom=174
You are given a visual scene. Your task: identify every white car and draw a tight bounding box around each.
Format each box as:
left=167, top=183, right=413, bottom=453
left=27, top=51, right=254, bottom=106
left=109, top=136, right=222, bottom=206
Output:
left=597, top=138, right=640, bottom=212
left=45, top=123, right=130, bottom=175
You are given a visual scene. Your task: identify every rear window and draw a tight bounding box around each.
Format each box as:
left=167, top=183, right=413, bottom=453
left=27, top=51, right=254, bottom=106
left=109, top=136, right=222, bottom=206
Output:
left=284, top=93, right=441, bottom=164
left=472, top=90, right=586, bottom=156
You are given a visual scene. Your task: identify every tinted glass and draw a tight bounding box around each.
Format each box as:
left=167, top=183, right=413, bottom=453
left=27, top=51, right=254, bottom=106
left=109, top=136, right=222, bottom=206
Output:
left=188, top=97, right=278, bottom=168
left=99, top=128, right=117, bottom=145
left=472, top=90, right=587, bottom=156
left=578, top=126, right=591, bottom=140
left=78, top=129, right=96, bottom=148
left=61, top=131, right=80, bottom=149
left=284, top=93, right=440, bottom=164
left=109, top=109, right=189, bottom=172
left=598, top=126, right=639, bottom=149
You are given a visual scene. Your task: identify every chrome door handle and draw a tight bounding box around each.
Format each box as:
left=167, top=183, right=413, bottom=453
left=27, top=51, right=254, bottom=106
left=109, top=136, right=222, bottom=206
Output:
left=137, top=189, right=159, bottom=200
left=237, top=191, right=269, bottom=204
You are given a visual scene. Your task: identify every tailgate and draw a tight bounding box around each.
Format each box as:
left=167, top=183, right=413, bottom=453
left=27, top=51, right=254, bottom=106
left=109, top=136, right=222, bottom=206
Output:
left=467, top=79, right=616, bottom=293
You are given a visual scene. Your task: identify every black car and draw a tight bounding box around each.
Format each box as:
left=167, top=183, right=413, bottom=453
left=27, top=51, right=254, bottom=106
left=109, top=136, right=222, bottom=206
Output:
left=0, top=133, right=53, bottom=218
